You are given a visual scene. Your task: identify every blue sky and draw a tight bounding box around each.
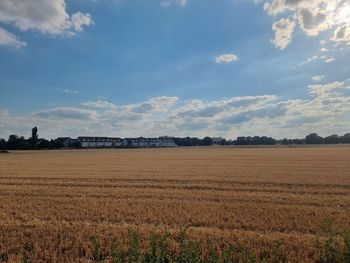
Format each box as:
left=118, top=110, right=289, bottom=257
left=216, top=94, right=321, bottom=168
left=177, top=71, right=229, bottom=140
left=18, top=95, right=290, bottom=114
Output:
left=0, top=0, right=350, bottom=139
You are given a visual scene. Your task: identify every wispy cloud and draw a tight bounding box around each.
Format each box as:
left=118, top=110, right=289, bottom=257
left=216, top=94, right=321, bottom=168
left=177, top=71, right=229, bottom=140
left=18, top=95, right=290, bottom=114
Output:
left=311, top=75, right=325, bottom=82
left=33, top=107, right=98, bottom=120
left=53, top=88, right=80, bottom=95
left=82, top=100, right=117, bottom=109
left=215, top=53, right=239, bottom=63
left=0, top=27, right=26, bottom=49
left=160, top=0, right=188, bottom=7
left=1, top=80, right=349, bottom=139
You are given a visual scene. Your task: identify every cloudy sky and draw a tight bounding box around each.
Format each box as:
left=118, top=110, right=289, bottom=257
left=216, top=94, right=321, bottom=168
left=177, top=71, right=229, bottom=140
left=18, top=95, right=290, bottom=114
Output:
left=0, top=0, right=350, bottom=139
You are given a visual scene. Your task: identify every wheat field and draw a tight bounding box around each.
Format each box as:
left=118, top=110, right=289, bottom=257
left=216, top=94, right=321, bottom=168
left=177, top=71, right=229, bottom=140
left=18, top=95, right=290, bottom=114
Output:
left=0, top=147, right=350, bottom=262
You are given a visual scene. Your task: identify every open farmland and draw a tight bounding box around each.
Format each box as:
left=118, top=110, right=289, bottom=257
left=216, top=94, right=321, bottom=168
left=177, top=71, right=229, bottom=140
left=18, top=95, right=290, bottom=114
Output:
left=0, top=147, right=350, bottom=262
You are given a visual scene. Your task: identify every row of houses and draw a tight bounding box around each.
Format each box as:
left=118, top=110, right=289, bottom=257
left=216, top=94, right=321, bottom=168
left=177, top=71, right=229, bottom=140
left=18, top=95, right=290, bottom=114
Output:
left=78, top=137, right=123, bottom=148
left=55, top=136, right=177, bottom=148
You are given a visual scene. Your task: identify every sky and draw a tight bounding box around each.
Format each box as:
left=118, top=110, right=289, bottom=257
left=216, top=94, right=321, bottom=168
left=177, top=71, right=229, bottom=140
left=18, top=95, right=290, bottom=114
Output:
left=0, top=0, right=350, bottom=139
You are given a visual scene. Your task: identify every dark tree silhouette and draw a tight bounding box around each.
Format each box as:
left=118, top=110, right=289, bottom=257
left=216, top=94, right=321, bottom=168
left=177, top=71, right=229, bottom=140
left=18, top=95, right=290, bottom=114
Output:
left=0, top=138, right=6, bottom=150
left=7, top=135, right=30, bottom=150
left=202, top=137, right=213, bottom=146
left=343, top=133, right=350, bottom=143
left=37, top=139, right=51, bottom=149
left=305, top=133, right=323, bottom=144
left=324, top=134, right=340, bottom=144
left=28, top=126, right=39, bottom=148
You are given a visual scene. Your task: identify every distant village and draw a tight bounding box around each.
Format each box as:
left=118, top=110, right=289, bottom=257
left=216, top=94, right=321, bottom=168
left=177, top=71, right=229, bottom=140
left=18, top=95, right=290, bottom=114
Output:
left=1, top=127, right=350, bottom=151
left=57, top=136, right=178, bottom=148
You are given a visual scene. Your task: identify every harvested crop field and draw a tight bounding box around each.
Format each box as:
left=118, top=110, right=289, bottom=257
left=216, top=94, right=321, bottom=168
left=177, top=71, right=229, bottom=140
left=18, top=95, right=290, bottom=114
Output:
left=0, top=146, right=350, bottom=262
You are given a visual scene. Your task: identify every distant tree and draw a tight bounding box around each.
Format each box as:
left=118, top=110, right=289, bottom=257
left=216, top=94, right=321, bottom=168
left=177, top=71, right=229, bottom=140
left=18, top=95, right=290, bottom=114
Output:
left=260, top=136, right=276, bottom=145
left=68, top=141, right=82, bottom=149
left=342, top=133, right=350, bottom=143
left=191, top=137, right=201, bottom=146
left=220, top=139, right=228, bottom=146
left=202, top=137, right=213, bottom=146
left=281, top=138, right=291, bottom=145
left=305, top=133, right=323, bottom=144
left=226, top=139, right=233, bottom=145
left=52, top=139, right=64, bottom=149
left=8, top=135, right=19, bottom=143
left=20, top=140, right=31, bottom=150
left=251, top=136, right=260, bottom=145
left=0, top=138, right=6, bottom=150
left=174, top=137, right=192, bottom=146
left=7, top=135, right=19, bottom=150
left=324, top=134, right=340, bottom=144
left=235, top=137, right=247, bottom=145
left=294, top=139, right=305, bottom=144
left=37, top=139, right=51, bottom=149
left=7, top=135, right=30, bottom=150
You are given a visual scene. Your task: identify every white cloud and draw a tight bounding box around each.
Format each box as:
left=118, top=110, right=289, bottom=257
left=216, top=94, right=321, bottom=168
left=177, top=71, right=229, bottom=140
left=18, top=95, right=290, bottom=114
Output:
left=160, top=0, right=172, bottom=7
left=307, top=55, right=319, bottom=63
left=303, top=55, right=335, bottom=64
left=0, top=27, right=26, bottom=48
left=1, top=81, right=350, bottom=139
left=262, top=0, right=350, bottom=48
left=0, top=0, right=93, bottom=47
left=160, top=0, right=188, bottom=7
left=177, top=0, right=188, bottom=6
left=215, top=53, right=239, bottom=63
left=311, top=75, right=325, bottom=82
left=132, top=96, right=178, bottom=113
left=271, top=18, right=296, bottom=49
left=332, top=25, right=350, bottom=44
left=52, top=88, right=80, bottom=95
left=82, top=100, right=117, bottom=109
left=71, top=12, right=93, bottom=32
left=83, top=96, right=178, bottom=113
left=308, top=81, right=344, bottom=96
left=63, top=89, right=79, bottom=94
left=33, top=107, right=98, bottom=120
left=324, top=57, right=335, bottom=63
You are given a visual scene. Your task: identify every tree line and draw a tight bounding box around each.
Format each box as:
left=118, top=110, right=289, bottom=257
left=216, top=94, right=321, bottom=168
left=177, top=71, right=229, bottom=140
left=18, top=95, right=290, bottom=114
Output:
left=1, top=127, right=350, bottom=150
left=174, top=133, right=350, bottom=146
left=0, top=127, right=81, bottom=150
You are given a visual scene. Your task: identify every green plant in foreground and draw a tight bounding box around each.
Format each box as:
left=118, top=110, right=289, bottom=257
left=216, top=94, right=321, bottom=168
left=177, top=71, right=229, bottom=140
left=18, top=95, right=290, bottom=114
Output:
left=91, top=234, right=104, bottom=262
left=84, top=223, right=350, bottom=263
left=316, top=220, right=350, bottom=263
left=143, top=230, right=171, bottom=263
left=112, top=240, right=126, bottom=263
left=128, top=230, right=141, bottom=263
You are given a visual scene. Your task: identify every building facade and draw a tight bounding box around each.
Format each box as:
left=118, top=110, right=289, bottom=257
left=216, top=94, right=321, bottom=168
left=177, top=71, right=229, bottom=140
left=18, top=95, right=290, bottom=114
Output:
left=122, top=137, right=177, bottom=148
left=78, top=137, right=122, bottom=148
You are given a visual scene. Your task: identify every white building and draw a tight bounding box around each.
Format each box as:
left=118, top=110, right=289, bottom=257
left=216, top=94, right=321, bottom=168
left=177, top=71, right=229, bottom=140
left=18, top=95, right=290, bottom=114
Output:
left=123, top=137, right=177, bottom=148
left=78, top=137, right=122, bottom=148
left=78, top=136, right=177, bottom=148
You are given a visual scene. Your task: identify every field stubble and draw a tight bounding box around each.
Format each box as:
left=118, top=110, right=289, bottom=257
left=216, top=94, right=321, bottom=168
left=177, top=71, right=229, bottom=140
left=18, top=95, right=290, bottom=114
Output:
left=0, top=147, right=349, bottom=262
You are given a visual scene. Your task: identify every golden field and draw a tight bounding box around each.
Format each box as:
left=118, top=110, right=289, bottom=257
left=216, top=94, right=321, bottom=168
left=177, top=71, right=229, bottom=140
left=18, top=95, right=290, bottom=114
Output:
left=0, top=146, right=350, bottom=262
